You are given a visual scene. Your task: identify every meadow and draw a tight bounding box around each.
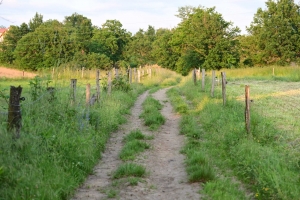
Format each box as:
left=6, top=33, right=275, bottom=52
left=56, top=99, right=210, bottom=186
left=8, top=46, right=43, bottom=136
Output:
left=167, top=66, right=300, bottom=199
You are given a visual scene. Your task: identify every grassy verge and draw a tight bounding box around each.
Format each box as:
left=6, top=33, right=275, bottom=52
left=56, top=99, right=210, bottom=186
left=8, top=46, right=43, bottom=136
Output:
left=0, top=71, right=151, bottom=199
left=139, top=96, right=165, bottom=130
left=168, top=72, right=300, bottom=199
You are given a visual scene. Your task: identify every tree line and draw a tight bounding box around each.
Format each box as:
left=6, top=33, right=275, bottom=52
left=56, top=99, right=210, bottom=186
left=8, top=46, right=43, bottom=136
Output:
left=0, top=0, right=299, bottom=75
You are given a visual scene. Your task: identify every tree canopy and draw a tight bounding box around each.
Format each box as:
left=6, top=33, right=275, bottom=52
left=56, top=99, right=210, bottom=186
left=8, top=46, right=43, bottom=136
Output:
left=1, top=2, right=300, bottom=73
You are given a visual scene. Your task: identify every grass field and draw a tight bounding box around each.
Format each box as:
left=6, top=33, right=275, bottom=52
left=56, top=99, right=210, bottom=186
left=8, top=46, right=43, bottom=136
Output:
left=168, top=66, right=300, bottom=199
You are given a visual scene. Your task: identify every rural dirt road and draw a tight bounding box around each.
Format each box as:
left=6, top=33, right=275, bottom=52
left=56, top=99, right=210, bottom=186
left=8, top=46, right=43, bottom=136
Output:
left=72, top=88, right=201, bottom=200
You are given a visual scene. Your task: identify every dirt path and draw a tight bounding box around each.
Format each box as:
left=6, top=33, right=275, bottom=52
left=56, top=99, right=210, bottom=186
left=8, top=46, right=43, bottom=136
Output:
left=72, top=88, right=201, bottom=200
left=0, top=67, right=36, bottom=78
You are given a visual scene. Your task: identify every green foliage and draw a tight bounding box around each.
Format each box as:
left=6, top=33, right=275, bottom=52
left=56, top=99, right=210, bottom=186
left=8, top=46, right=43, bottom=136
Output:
left=112, top=163, right=146, bottom=179
left=126, top=25, right=156, bottom=66
left=171, top=6, right=240, bottom=75
left=112, top=74, right=131, bottom=92
left=139, top=96, right=165, bottom=130
left=247, top=0, right=300, bottom=65
left=29, top=76, right=51, bottom=100
left=29, top=12, right=43, bottom=32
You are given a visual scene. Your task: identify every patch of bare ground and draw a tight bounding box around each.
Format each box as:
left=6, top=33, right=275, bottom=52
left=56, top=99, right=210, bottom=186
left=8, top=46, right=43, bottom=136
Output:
left=0, top=67, right=36, bottom=78
left=72, top=88, right=201, bottom=200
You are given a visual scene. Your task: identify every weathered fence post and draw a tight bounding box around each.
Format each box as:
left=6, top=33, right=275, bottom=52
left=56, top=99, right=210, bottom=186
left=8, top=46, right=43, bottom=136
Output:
left=96, top=70, right=100, bottom=102
left=134, top=68, right=137, bottom=83
left=221, top=72, right=226, bottom=106
left=46, top=87, right=55, bottom=101
left=115, top=67, right=119, bottom=79
left=81, top=67, right=85, bottom=78
left=193, top=68, right=197, bottom=85
left=211, top=70, right=216, bottom=97
left=245, top=85, right=251, bottom=134
left=138, top=70, right=141, bottom=83
left=52, top=67, right=55, bottom=79
left=86, top=84, right=90, bottom=106
left=7, top=86, right=22, bottom=139
left=149, top=68, right=152, bottom=78
left=70, top=79, right=77, bottom=105
left=108, top=71, right=112, bottom=95
left=202, top=69, right=206, bottom=91
left=129, top=68, right=132, bottom=84
left=198, top=67, right=201, bottom=78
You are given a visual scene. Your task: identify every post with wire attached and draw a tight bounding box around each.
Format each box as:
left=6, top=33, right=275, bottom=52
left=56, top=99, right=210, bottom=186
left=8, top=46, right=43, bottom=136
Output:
left=70, top=79, right=77, bottom=105
left=211, top=70, right=215, bottom=97
left=7, top=86, right=23, bottom=139
left=245, top=85, right=251, bottom=134
left=201, top=69, right=206, bottom=91
left=96, top=70, right=100, bottom=102
left=221, top=72, right=226, bottom=106
left=193, top=68, right=197, bottom=85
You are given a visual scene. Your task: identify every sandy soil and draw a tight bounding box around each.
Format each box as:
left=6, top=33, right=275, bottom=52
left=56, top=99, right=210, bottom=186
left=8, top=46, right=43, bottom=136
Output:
left=72, top=88, right=201, bottom=200
left=0, top=67, right=36, bottom=78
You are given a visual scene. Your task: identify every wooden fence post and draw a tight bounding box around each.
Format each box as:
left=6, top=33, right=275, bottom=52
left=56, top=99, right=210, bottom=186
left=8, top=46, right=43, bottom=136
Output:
left=221, top=72, right=226, bottom=106
left=7, top=86, right=22, bottom=139
left=211, top=70, right=215, bottom=97
left=198, top=67, right=201, bottom=78
left=202, top=69, right=206, bottom=91
left=52, top=67, right=55, bottom=79
left=149, top=68, right=152, bottom=78
left=81, top=67, right=85, bottom=78
left=70, top=79, right=77, bottom=105
left=86, top=84, right=90, bottom=106
left=108, top=71, right=112, bottom=95
left=245, top=85, right=251, bottom=134
left=96, top=70, right=100, bottom=102
left=138, top=70, right=141, bottom=83
left=193, top=68, right=197, bottom=85
left=129, top=68, right=132, bottom=84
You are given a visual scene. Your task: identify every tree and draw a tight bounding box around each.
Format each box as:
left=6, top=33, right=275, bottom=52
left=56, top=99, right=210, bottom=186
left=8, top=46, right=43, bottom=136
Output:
left=126, top=25, right=156, bottom=67
left=64, top=13, right=93, bottom=54
left=0, top=23, right=29, bottom=64
left=171, top=6, right=240, bottom=75
left=89, top=20, right=131, bottom=68
left=29, top=12, right=43, bottom=32
left=247, top=0, right=300, bottom=65
left=14, top=20, right=74, bottom=70
left=151, top=28, right=178, bottom=70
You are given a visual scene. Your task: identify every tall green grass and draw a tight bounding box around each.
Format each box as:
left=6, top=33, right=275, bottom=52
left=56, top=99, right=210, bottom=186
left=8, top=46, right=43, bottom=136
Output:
left=168, top=71, right=300, bottom=199
left=0, top=67, right=165, bottom=199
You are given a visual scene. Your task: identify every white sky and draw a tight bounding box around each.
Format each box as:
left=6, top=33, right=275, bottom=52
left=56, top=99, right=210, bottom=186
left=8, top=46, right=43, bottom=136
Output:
left=0, top=0, right=267, bottom=34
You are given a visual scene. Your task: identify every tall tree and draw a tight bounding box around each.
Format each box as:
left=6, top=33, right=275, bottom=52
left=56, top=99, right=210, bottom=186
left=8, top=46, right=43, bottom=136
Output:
left=247, top=0, right=300, bottom=65
left=64, top=13, right=93, bottom=54
left=126, top=25, right=156, bottom=67
left=29, top=12, right=43, bottom=32
left=172, top=6, right=240, bottom=75
left=151, top=28, right=178, bottom=70
left=0, top=23, right=29, bottom=64
left=14, top=20, right=74, bottom=70
left=90, top=20, right=131, bottom=68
